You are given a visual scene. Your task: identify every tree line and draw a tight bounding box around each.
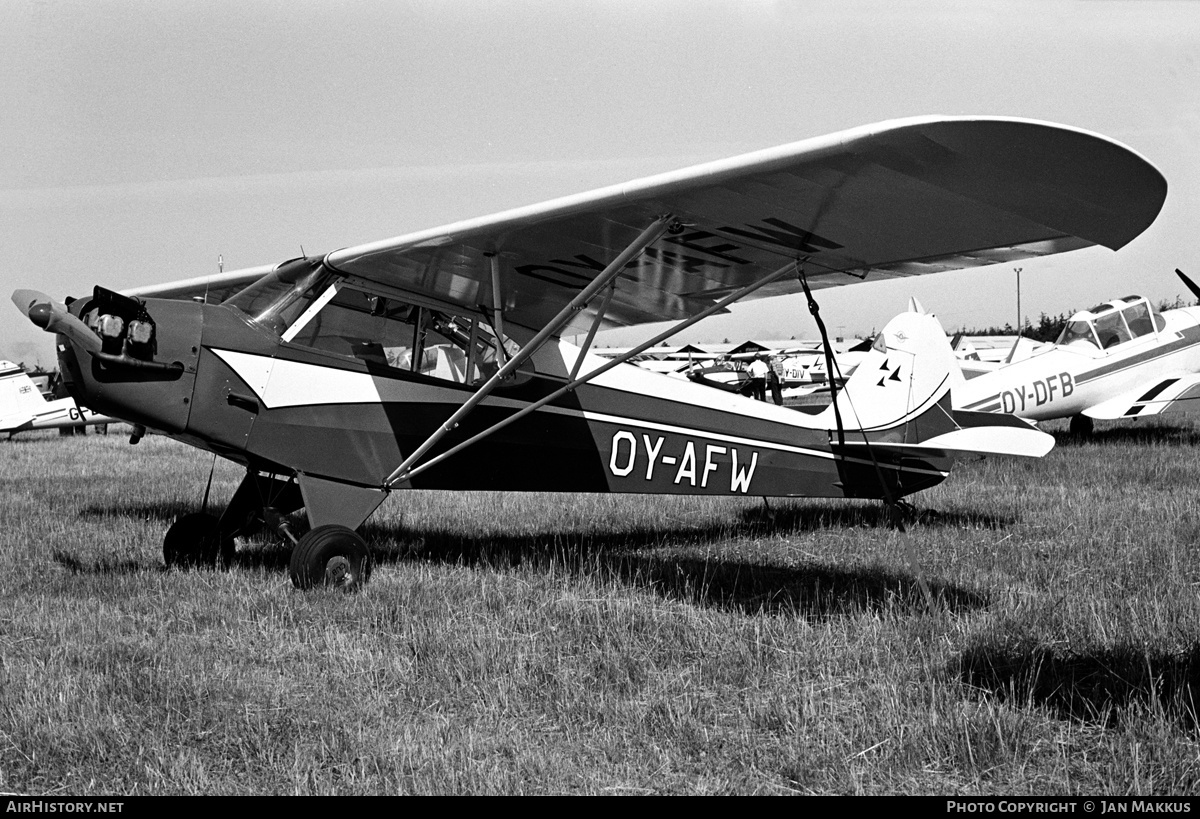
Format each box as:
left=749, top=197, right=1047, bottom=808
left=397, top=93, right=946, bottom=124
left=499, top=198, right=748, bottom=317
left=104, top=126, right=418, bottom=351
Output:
left=954, top=295, right=1199, bottom=342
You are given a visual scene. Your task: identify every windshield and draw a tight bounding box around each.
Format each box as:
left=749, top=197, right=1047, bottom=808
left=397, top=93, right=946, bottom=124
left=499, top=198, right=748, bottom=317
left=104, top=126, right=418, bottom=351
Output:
left=224, top=258, right=337, bottom=335
left=1056, top=319, right=1100, bottom=349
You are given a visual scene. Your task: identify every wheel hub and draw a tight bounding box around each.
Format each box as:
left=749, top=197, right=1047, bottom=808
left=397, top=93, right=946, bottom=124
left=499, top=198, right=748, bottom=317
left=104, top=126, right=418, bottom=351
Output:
left=324, top=555, right=354, bottom=587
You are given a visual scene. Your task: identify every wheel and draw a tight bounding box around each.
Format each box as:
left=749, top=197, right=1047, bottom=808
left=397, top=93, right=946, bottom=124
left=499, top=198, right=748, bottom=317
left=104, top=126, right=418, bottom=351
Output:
left=289, top=524, right=372, bottom=591
left=1069, top=414, right=1094, bottom=438
left=163, top=512, right=235, bottom=570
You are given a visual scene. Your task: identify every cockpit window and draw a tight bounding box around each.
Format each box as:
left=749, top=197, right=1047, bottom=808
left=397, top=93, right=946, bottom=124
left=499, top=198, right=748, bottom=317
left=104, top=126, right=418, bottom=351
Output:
left=1057, top=320, right=1101, bottom=349
left=1094, top=311, right=1132, bottom=349
left=227, top=263, right=522, bottom=383
left=1057, top=297, right=1165, bottom=351
left=1120, top=301, right=1156, bottom=338
left=281, top=284, right=519, bottom=384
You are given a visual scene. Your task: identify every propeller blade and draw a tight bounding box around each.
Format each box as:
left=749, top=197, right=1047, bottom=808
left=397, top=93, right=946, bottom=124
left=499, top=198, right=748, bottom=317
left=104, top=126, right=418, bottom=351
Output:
left=1176, top=269, right=1200, bottom=302
left=10, top=289, right=101, bottom=354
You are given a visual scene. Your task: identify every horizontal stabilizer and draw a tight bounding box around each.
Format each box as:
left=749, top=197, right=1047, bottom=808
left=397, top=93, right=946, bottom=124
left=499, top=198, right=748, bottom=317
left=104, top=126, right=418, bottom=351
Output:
left=869, top=411, right=1053, bottom=458
left=823, top=310, right=1053, bottom=458
left=0, top=416, right=34, bottom=435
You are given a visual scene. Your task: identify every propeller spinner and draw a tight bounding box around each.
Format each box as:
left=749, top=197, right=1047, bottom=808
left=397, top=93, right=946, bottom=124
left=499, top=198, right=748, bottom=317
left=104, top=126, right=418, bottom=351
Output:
left=11, top=289, right=101, bottom=354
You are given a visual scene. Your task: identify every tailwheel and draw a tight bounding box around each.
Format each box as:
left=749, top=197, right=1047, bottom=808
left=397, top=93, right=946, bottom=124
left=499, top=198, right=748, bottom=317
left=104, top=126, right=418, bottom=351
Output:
left=163, top=512, right=235, bottom=570
left=289, top=524, right=372, bottom=591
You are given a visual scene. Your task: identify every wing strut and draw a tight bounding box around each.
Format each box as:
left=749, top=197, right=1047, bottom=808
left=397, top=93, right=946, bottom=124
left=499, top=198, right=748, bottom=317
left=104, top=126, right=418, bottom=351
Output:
left=383, top=215, right=674, bottom=488
left=387, top=258, right=802, bottom=486
left=487, top=252, right=508, bottom=367
left=798, top=269, right=934, bottom=610
left=798, top=266, right=845, bottom=448
left=570, top=281, right=618, bottom=381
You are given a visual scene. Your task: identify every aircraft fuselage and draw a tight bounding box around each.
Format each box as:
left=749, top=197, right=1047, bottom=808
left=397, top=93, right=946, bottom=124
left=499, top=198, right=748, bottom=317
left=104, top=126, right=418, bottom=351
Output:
left=957, top=307, right=1200, bottom=422
left=55, top=296, right=954, bottom=518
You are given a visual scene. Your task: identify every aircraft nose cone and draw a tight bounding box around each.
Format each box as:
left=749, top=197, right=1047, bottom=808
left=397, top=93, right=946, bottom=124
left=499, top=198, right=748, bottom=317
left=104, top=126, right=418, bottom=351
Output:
left=11, top=289, right=55, bottom=328
left=27, top=302, right=51, bottom=329
left=11, top=288, right=101, bottom=354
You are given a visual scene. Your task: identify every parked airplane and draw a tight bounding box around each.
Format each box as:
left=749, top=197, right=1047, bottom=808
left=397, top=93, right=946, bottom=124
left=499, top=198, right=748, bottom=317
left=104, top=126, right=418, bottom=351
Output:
left=0, top=360, right=117, bottom=437
left=12, top=116, right=1166, bottom=589
left=955, top=270, right=1200, bottom=436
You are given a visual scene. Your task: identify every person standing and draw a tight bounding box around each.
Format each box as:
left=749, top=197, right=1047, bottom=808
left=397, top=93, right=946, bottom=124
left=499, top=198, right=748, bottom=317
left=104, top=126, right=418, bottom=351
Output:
left=767, top=357, right=783, bottom=405
left=747, top=355, right=769, bottom=401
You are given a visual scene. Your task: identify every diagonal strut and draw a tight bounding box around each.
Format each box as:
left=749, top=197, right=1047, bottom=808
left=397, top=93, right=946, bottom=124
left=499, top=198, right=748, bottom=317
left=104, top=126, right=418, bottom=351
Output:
left=382, top=215, right=673, bottom=488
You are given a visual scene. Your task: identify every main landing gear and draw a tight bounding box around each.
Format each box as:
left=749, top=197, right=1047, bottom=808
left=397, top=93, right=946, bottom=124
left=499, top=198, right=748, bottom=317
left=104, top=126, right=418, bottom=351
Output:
left=162, top=469, right=384, bottom=591
left=1069, top=414, right=1094, bottom=438
left=288, top=525, right=372, bottom=590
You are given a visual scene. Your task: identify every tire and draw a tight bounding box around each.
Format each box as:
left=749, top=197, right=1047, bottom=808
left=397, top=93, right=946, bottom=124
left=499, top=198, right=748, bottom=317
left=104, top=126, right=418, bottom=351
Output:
left=163, top=512, right=234, bottom=570
left=1069, top=414, right=1094, bottom=438
left=289, top=524, right=372, bottom=591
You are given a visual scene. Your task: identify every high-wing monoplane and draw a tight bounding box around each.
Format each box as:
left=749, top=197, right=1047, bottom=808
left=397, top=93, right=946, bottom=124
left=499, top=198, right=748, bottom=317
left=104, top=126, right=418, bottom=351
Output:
left=955, top=270, right=1200, bottom=436
left=12, top=117, right=1166, bottom=589
left=0, top=360, right=117, bottom=437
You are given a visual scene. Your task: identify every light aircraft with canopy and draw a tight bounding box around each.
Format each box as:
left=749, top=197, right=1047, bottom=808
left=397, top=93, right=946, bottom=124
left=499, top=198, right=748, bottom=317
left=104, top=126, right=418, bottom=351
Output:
left=956, top=270, right=1200, bottom=436
left=12, top=116, right=1167, bottom=589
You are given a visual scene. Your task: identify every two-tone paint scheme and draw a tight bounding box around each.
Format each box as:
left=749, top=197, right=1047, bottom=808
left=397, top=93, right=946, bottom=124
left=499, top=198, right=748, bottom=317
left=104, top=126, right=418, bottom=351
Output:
left=0, top=360, right=118, bottom=437
left=955, top=286, right=1200, bottom=434
left=13, top=116, right=1168, bottom=590
left=58, top=292, right=967, bottom=500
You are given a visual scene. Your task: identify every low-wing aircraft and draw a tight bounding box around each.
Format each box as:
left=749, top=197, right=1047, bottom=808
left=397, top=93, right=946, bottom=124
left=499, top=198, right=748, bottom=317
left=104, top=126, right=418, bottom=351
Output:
left=12, top=116, right=1166, bottom=590
left=955, top=270, right=1200, bottom=436
left=0, top=360, right=117, bottom=437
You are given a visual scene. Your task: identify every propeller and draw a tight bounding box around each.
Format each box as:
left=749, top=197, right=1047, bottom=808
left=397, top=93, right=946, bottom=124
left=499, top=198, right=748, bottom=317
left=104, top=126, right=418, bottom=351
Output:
left=11, top=289, right=102, bottom=354
left=1176, top=269, right=1200, bottom=302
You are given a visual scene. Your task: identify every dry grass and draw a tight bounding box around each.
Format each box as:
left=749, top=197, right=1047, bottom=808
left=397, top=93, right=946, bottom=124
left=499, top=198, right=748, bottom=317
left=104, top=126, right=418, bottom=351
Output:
left=2, top=420, right=1200, bottom=794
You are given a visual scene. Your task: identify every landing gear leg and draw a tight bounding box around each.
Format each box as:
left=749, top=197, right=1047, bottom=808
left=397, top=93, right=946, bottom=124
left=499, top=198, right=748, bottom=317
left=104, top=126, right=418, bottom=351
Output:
left=217, top=470, right=304, bottom=543
left=163, top=470, right=303, bottom=571
left=286, top=473, right=387, bottom=591
left=162, top=468, right=386, bottom=590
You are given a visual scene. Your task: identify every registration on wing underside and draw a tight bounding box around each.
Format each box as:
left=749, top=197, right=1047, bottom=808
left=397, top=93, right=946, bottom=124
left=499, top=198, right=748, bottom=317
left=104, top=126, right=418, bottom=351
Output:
left=513, top=218, right=843, bottom=289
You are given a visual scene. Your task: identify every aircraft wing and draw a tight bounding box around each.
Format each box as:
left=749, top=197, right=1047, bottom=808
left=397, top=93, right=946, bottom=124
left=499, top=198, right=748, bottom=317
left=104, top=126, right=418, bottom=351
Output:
left=121, top=117, right=1166, bottom=336
left=1083, top=374, right=1200, bottom=421
left=121, top=263, right=277, bottom=304
left=324, top=116, right=1166, bottom=336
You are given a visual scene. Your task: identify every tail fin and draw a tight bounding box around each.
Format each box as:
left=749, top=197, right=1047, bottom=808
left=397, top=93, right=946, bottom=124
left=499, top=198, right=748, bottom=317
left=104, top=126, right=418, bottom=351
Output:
left=817, top=310, right=1052, bottom=458
left=0, top=361, right=49, bottom=431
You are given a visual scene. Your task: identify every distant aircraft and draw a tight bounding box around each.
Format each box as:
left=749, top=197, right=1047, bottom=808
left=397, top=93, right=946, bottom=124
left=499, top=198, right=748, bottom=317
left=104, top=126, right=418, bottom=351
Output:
left=951, top=334, right=1049, bottom=367
left=954, top=270, right=1200, bottom=435
left=781, top=337, right=874, bottom=388
left=12, top=116, right=1166, bottom=590
left=0, top=361, right=117, bottom=437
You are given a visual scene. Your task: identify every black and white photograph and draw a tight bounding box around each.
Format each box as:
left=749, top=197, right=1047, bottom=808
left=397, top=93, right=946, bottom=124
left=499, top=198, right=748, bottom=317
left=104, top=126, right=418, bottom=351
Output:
left=2, top=0, right=1199, bottom=798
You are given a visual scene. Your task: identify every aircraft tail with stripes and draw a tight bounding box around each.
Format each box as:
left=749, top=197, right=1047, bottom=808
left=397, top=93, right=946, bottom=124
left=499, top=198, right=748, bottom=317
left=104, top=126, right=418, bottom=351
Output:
left=819, top=309, right=1054, bottom=460
left=0, top=360, right=117, bottom=436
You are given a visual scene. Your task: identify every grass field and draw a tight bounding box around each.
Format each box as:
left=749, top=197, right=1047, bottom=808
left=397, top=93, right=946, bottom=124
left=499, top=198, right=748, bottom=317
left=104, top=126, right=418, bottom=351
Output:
left=2, top=420, right=1200, bottom=795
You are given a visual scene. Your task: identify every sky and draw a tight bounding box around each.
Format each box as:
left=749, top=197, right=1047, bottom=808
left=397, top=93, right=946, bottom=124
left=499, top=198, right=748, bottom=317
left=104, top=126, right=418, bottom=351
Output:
left=2, top=0, right=1198, bottom=367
